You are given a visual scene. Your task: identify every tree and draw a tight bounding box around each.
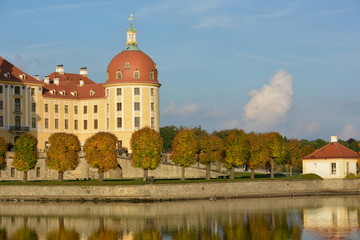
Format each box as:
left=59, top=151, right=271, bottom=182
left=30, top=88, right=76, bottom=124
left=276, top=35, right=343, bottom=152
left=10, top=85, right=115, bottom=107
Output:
left=171, top=129, right=198, bottom=180
left=265, top=132, right=289, bottom=178
left=13, top=134, right=38, bottom=182
left=287, top=139, right=302, bottom=175
left=130, top=127, right=163, bottom=181
left=223, top=129, right=250, bottom=179
left=160, top=125, right=178, bottom=152
left=199, top=134, right=224, bottom=180
left=84, top=132, right=118, bottom=181
left=46, top=133, right=81, bottom=182
left=13, top=227, right=38, bottom=240
left=212, top=129, right=232, bottom=140
left=300, top=145, right=315, bottom=158
left=0, top=137, right=8, bottom=171
left=247, top=132, right=268, bottom=179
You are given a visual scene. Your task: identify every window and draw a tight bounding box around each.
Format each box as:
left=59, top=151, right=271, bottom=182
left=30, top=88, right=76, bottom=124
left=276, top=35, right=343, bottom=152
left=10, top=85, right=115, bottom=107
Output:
left=117, top=102, right=122, bottom=111
left=150, top=88, right=154, bottom=96
left=94, top=119, right=98, bottom=129
left=14, top=86, right=20, bottom=95
left=45, top=104, right=48, bottom=113
left=134, top=102, right=140, bottom=111
left=55, top=119, right=59, bottom=129
left=45, top=118, right=49, bottom=129
left=31, top=88, right=35, bottom=96
left=0, top=116, right=3, bottom=127
left=150, top=71, right=155, bottom=80
left=83, top=106, right=87, bottom=114
left=0, top=86, right=2, bottom=93
left=14, top=98, right=20, bottom=112
left=84, top=120, right=87, bottom=130
left=116, top=88, right=122, bottom=95
left=331, top=163, right=337, bottom=174
left=31, top=103, right=36, bottom=112
left=36, top=167, right=41, bottom=178
left=0, top=100, right=2, bottom=110
left=54, top=104, right=58, bottom=113
left=94, top=105, right=98, bottom=113
left=133, top=70, right=140, bottom=79
left=117, top=117, right=122, bottom=128
left=134, top=88, right=140, bottom=95
left=151, top=117, right=155, bottom=128
left=15, top=116, right=21, bottom=127
left=116, top=71, right=122, bottom=80
left=151, top=103, right=154, bottom=112
left=65, top=105, right=68, bottom=114
left=134, top=117, right=140, bottom=128
left=106, top=71, right=109, bottom=81
left=74, top=120, right=78, bottom=130
left=11, top=168, right=15, bottom=178
left=107, top=104, right=109, bottom=113
left=65, top=119, right=68, bottom=129
left=74, top=106, right=78, bottom=114
left=125, top=62, right=130, bottom=69
left=31, top=117, right=36, bottom=128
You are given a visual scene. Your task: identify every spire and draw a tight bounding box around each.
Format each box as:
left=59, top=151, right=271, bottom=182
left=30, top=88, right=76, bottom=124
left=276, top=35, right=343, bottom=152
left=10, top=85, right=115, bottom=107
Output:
left=125, top=14, right=139, bottom=51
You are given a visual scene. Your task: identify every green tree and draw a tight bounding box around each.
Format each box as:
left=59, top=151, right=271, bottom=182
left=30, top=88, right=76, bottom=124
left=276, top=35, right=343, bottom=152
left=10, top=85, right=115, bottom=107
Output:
left=171, top=129, right=198, bottom=180
left=0, top=137, right=7, bottom=171
left=199, top=134, right=224, bottom=180
left=84, top=132, right=118, bottom=181
left=159, top=125, right=178, bottom=152
left=247, top=132, right=268, bottom=179
left=46, top=133, right=81, bottom=182
left=13, top=134, right=38, bottom=182
left=287, top=139, right=302, bottom=175
left=130, top=127, right=163, bottom=181
left=212, top=129, right=232, bottom=140
left=223, top=129, right=250, bottom=179
left=300, top=145, right=315, bottom=158
left=265, top=132, right=289, bottom=178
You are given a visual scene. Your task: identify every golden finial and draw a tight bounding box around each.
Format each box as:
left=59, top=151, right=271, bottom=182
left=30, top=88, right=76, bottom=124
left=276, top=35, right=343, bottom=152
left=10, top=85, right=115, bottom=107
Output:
left=129, top=14, right=134, bottom=24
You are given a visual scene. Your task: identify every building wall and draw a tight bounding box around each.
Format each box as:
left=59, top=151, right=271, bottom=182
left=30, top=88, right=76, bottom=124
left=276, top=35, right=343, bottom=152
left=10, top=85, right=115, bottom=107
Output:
left=303, top=158, right=357, bottom=178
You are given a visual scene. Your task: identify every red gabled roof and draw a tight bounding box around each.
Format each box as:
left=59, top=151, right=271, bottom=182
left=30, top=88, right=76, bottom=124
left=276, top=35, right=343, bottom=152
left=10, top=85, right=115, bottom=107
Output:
left=0, top=56, right=42, bottom=85
left=303, top=142, right=360, bottom=159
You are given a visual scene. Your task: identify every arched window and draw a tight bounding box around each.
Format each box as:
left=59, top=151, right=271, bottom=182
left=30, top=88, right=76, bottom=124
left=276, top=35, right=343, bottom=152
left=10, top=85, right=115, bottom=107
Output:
left=116, top=71, right=122, bottom=80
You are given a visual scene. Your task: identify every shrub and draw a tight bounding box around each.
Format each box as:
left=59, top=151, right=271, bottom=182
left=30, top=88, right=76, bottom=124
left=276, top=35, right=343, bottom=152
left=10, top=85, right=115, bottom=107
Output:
left=346, top=173, right=357, bottom=179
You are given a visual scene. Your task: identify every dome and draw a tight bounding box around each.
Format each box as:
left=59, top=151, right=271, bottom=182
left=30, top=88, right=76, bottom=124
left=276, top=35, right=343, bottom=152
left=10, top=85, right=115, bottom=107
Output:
left=106, top=50, right=159, bottom=84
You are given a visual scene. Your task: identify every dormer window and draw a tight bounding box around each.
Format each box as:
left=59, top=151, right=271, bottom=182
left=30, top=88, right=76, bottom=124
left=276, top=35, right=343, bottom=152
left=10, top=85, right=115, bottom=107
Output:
left=106, top=72, right=109, bottom=81
left=59, top=90, right=66, bottom=96
left=19, top=74, right=27, bottom=80
left=150, top=71, right=155, bottom=80
left=4, top=72, right=10, bottom=78
left=49, top=89, right=56, bottom=95
left=116, top=70, right=122, bottom=80
left=71, top=91, right=78, bottom=96
left=90, top=90, right=95, bottom=96
left=125, top=62, right=130, bottom=69
left=133, top=70, right=140, bottom=79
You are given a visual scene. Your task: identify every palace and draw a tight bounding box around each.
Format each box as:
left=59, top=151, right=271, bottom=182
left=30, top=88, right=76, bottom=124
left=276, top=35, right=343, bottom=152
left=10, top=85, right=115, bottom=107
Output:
left=0, top=17, right=160, bottom=150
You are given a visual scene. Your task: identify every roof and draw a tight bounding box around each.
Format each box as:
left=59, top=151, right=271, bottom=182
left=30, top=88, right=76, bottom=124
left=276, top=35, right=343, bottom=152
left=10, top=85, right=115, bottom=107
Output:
left=303, top=142, right=360, bottom=159
left=42, top=72, right=105, bottom=99
left=0, top=56, right=43, bottom=85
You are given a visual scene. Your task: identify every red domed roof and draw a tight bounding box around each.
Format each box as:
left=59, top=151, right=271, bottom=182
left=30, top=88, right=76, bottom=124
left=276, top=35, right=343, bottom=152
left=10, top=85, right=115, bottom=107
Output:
left=106, top=50, right=159, bottom=84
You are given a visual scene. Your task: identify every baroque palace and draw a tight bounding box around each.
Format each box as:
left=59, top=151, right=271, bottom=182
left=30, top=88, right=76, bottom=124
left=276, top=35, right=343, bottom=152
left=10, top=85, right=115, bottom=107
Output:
left=0, top=17, right=160, bottom=151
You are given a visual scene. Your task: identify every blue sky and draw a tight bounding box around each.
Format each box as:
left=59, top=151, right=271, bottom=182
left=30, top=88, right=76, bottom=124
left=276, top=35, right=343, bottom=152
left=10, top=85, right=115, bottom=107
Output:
left=1, top=0, right=360, bottom=140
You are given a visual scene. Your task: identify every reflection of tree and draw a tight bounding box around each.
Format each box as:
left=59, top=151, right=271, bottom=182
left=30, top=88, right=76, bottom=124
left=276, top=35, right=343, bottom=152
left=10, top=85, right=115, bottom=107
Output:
left=47, top=218, right=79, bottom=240
left=133, top=229, right=161, bottom=240
left=172, top=229, right=197, bottom=240
left=13, top=227, right=38, bottom=240
left=0, top=229, right=7, bottom=240
left=198, top=229, right=221, bottom=240
left=88, top=218, right=118, bottom=240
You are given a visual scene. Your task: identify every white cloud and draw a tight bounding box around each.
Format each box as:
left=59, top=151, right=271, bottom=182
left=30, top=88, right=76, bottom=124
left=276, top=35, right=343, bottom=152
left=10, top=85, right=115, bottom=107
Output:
left=163, top=101, right=200, bottom=116
left=242, top=69, right=294, bottom=132
left=338, top=124, right=359, bottom=140
left=291, top=120, right=320, bottom=138
left=194, top=16, right=234, bottom=29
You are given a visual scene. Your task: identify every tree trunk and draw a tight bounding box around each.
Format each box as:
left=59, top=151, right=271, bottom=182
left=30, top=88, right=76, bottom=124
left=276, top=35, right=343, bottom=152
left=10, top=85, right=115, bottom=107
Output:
left=143, top=169, right=148, bottom=181
left=290, top=165, right=293, bottom=176
left=206, top=162, right=211, bottom=180
left=98, top=171, right=104, bottom=181
left=270, top=158, right=274, bottom=178
left=58, top=171, right=64, bottom=182
left=229, top=167, right=234, bottom=179
left=181, top=166, right=185, bottom=180
left=250, top=169, right=255, bottom=179
left=23, top=171, right=28, bottom=182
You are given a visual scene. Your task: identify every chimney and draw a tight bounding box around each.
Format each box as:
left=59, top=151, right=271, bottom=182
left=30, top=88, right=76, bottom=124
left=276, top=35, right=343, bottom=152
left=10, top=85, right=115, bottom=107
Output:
left=44, top=76, right=50, bottom=84
left=54, top=77, right=59, bottom=86
left=331, top=136, right=338, bottom=143
left=80, top=67, right=88, bottom=77
left=79, top=79, right=84, bottom=87
left=56, top=65, right=64, bottom=75
left=34, top=75, right=40, bottom=80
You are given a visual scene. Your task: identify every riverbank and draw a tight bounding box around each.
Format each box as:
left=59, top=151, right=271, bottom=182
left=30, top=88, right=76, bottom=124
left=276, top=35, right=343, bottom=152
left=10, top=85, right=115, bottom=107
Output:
left=0, top=179, right=359, bottom=202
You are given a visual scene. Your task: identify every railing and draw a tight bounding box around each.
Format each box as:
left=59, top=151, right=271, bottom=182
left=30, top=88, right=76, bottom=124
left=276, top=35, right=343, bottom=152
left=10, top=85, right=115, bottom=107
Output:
left=9, top=126, right=30, bottom=131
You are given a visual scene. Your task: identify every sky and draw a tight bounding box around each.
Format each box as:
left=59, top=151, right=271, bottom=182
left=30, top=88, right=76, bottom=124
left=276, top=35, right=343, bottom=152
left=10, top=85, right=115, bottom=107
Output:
left=1, top=0, right=360, bottom=141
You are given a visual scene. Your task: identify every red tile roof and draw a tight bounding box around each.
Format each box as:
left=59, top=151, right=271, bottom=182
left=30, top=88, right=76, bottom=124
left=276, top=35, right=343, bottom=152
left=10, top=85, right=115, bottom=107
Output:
left=0, top=56, right=42, bottom=85
left=303, top=142, right=360, bottom=159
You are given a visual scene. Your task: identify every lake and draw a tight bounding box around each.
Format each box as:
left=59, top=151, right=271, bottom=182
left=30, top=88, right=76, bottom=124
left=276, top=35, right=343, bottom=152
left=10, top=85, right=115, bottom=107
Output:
left=0, top=195, right=359, bottom=239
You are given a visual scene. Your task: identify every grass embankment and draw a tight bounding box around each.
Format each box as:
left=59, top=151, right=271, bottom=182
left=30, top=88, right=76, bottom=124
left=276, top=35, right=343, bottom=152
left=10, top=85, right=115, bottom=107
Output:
left=0, top=173, right=322, bottom=186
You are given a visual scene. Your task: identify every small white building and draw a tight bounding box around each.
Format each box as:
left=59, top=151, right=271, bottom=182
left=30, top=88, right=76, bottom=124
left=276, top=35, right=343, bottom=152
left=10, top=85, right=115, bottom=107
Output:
left=302, top=136, right=359, bottom=179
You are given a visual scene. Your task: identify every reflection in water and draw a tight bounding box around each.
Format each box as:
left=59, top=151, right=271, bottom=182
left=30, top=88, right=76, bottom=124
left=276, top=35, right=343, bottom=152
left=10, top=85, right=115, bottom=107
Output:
left=0, top=196, right=359, bottom=239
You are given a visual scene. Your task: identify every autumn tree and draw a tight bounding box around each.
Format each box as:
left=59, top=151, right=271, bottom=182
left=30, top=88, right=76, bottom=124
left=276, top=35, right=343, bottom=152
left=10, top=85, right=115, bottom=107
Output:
left=300, top=145, right=315, bottom=158
left=0, top=137, right=7, bottom=171
left=287, top=139, right=302, bottom=175
left=13, top=227, right=38, bottom=240
left=46, top=133, right=81, bottom=182
left=84, top=132, right=118, bottom=181
left=130, top=127, right=163, bottom=181
left=223, top=129, right=250, bottom=179
left=247, top=132, right=268, bottom=179
left=199, top=134, right=224, bottom=180
left=47, top=218, right=79, bottom=240
left=265, top=132, right=289, bottom=178
left=171, top=129, right=198, bottom=180
left=13, top=134, right=38, bottom=182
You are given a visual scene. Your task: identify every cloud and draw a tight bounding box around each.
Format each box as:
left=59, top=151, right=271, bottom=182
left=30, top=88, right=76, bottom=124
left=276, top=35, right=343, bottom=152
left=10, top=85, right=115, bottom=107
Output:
left=242, top=69, right=294, bottom=132
left=243, top=9, right=295, bottom=20
left=163, top=101, right=200, bottom=116
left=194, top=16, right=234, bottom=29
left=291, top=120, right=320, bottom=138
left=25, top=41, right=69, bottom=49
left=338, top=124, right=359, bottom=140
